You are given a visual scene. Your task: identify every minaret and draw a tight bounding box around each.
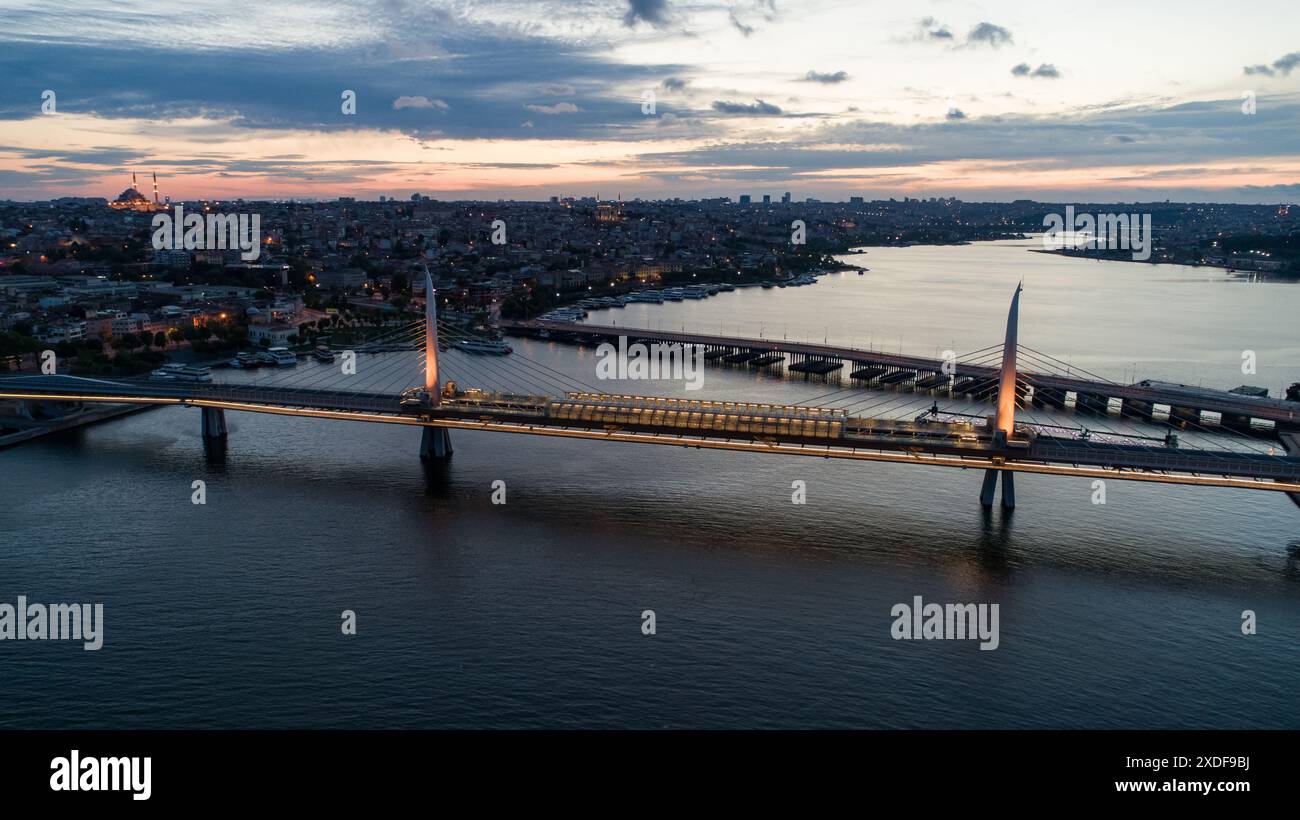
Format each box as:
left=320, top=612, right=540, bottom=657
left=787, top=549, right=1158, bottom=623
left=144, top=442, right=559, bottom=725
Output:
left=152, top=172, right=159, bottom=205
left=993, top=282, right=1022, bottom=437
left=132, top=172, right=138, bottom=192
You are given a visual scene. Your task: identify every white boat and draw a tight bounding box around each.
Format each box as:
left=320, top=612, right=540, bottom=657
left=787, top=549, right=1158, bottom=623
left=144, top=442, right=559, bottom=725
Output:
left=453, top=339, right=513, bottom=355
left=149, top=363, right=212, bottom=383
left=267, top=347, right=298, bottom=366
left=541, top=310, right=585, bottom=322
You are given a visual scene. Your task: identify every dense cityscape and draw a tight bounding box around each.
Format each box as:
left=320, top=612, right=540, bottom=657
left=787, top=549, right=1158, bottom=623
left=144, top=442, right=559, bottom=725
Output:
left=2, top=186, right=1296, bottom=381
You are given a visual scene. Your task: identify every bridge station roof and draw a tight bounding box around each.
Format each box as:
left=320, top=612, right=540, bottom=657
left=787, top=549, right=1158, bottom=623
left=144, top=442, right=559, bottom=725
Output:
left=563, top=392, right=847, bottom=419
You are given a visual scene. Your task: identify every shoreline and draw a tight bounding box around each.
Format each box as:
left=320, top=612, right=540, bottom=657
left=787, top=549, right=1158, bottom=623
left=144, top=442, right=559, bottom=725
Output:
left=0, top=402, right=156, bottom=449
left=1028, top=246, right=1297, bottom=277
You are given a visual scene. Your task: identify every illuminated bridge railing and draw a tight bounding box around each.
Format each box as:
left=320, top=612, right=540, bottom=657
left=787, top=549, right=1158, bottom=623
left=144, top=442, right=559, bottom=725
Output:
left=1029, top=437, right=1300, bottom=481
left=547, top=393, right=846, bottom=438
left=0, top=377, right=405, bottom=415
left=561, top=392, right=848, bottom=418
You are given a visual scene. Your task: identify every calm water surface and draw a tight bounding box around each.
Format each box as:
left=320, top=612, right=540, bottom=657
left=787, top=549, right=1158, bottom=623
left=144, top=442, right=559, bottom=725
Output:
left=2, top=240, right=1298, bottom=728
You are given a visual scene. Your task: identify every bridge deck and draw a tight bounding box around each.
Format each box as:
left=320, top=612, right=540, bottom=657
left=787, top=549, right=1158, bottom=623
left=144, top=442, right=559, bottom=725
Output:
left=505, top=320, right=1300, bottom=425
left=4, top=375, right=1300, bottom=492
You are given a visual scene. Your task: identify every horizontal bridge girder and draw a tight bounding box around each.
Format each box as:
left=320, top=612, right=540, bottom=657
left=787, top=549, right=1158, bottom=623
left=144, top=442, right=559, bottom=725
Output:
left=3, top=386, right=1299, bottom=495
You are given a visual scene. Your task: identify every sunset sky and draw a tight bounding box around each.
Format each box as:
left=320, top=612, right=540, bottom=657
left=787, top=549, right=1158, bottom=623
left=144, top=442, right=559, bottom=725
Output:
left=1, top=0, right=1297, bottom=202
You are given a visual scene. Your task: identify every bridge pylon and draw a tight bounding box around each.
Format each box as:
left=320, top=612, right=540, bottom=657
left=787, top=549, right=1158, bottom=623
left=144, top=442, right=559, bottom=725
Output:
left=981, top=283, right=1022, bottom=509
left=421, top=267, right=452, bottom=461
left=424, top=267, right=440, bottom=397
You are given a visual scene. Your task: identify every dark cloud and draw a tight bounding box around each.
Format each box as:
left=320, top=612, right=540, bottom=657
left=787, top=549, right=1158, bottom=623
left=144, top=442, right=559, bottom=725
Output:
left=728, top=11, right=754, bottom=36
left=0, top=37, right=691, bottom=142
left=0, top=145, right=150, bottom=167
left=661, top=77, right=688, bottom=90
left=1243, top=51, right=1300, bottom=77
left=712, top=99, right=783, bottom=115
left=1273, top=51, right=1300, bottom=74
left=803, top=70, right=849, bottom=84
left=624, top=0, right=670, bottom=27
left=966, top=22, right=1013, bottom=47
left=945, top=108, right=967, bottom=120
left=634, top=95, right=1300, bottom=179
left=915, top=17, right=953, bottom=41
left=1012, top=63, right=1060, bottom=79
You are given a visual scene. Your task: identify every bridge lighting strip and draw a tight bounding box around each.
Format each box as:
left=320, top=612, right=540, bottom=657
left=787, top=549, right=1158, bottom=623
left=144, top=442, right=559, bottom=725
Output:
left=3, top=390, right=1298, bottom=494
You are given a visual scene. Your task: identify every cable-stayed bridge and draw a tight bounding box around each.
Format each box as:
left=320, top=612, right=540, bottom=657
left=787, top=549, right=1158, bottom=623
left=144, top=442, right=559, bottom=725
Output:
left=3, top=277, right=1299, bottom=509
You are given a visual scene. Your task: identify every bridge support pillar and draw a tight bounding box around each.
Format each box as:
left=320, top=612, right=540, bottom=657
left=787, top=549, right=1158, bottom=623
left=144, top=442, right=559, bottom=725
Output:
left=1075, top=392, right=1110, bottom=415
left=1169, top=406, right=1201, bottom=427
left=200, top=407, right=227, bottom=439
left=1031, top=387, right=1067, bottom=409
left=979, top=469, right=998, bottom=507
left=1221, top=412, right=1253, bottom=431
left=420, top=426, right=453, bottom=461
left=979, top=469, right=1016, bottom=509
left=1120, top=398, right=1154, bottom=420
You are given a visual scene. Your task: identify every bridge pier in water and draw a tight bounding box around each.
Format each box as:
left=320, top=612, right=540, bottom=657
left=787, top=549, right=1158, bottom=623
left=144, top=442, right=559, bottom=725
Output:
left=420, top=426, right=453, bottom=461
left=200, top=407, right=227, bottom=439
left=979, top=469, right=1015, bottom=510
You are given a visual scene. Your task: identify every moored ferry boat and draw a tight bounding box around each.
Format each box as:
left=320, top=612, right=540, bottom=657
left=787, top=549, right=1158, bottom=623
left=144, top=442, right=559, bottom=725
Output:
left=228, top=351, right=262, bottom=369
left=453, top=338, right=513, bottom=355
left=149, top=363, right=212, bottom=383
left=313, top=345, right=335, bottom=363
left=267, top=347, right=298, bottom=366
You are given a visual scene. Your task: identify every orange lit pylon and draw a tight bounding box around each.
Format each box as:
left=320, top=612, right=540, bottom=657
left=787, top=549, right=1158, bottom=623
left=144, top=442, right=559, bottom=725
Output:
left=424, top=267, right=439, bottom=398
left=993, top=282, right=1022, bottom=437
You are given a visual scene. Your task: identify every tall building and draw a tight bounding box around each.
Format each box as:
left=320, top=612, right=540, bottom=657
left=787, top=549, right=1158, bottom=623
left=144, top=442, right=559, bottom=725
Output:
left=781, top=191, right=791, bottom=204
left=762, top=194, right=771, bottom=204
left=739, top=195, right=751, bottom=205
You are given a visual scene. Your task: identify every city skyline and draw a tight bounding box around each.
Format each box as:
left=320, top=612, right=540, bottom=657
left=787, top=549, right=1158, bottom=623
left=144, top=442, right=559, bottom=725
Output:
left=1, top=0, right=1299, bottom=203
